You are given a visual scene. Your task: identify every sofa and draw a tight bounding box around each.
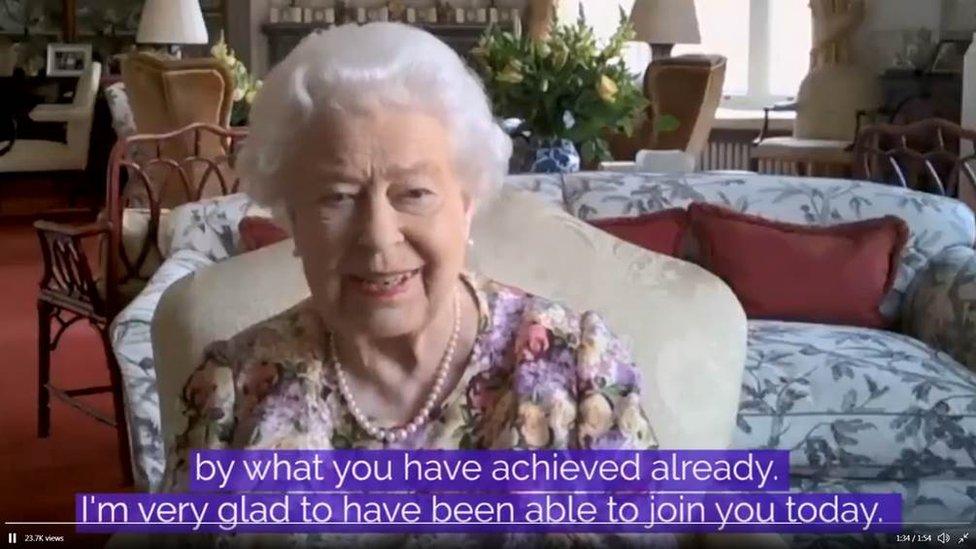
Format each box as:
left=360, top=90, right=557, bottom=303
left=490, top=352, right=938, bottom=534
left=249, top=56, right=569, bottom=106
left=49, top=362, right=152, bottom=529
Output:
left=111, top=171, right=976, bottom=543
left=557, top=172, right=976, bottom=544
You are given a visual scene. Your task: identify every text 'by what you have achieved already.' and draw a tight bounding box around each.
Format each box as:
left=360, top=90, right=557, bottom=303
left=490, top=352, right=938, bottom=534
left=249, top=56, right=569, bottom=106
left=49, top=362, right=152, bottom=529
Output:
left=192, top=450, right=784, bottom=492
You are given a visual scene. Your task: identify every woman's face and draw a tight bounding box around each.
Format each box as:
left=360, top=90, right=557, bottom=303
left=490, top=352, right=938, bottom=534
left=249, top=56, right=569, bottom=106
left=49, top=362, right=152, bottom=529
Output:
left=284, top=107, right=472, bottom=339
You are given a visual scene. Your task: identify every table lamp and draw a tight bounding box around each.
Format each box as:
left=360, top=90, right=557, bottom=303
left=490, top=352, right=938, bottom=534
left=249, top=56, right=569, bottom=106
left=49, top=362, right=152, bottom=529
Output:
left=136, top=0, right=209, bottom=58
left=629, top=0, right=701, bottom=60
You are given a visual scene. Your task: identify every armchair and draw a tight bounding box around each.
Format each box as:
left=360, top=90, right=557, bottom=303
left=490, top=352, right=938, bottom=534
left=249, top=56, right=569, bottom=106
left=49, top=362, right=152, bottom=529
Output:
left=0, top=61, right=101, bottom=173
left=120, top=52, right=236, bottom=207
left=751, top=0, right=880, bottom=176
left=33, top=123, right=247, bottom=486
left=852, top=117, right=976, bottom=209
left=607, top=54, right=726, bottom=164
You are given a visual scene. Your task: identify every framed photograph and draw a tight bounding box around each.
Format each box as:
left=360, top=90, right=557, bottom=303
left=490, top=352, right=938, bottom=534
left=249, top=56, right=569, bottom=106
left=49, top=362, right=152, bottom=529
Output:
left=46, top=43, right=92, bottom=77
left=928, top=39, right=968, bottom=74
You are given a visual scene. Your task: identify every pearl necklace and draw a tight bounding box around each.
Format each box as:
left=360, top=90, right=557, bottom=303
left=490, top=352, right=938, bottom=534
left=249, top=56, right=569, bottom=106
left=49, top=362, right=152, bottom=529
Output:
left=330, top=287, right=461, bottom=443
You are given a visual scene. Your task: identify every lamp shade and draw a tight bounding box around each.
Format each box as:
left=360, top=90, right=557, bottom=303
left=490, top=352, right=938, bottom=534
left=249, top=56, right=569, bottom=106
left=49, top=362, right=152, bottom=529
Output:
left=136, top=0, right=209, bottom=45
left=629, top=0, right=701, bottom=45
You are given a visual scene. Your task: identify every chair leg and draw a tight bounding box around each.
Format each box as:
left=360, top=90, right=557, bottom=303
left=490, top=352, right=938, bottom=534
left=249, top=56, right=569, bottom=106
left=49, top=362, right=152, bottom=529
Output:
left=97, top=325, right=135, bottom=487
left=37, top=301, right=52, bottom=438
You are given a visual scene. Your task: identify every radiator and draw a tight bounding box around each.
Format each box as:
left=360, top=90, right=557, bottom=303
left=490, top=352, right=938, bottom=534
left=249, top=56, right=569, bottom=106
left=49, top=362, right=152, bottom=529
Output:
left=698, top=134, right=800, bottom=175
left=698, top=140, right=751, bottom=171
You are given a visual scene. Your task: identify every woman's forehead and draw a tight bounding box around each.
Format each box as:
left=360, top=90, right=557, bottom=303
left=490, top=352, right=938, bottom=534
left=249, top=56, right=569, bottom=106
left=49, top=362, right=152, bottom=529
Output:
left=293, top=110, right=454, bottom=166
left=305, top=158, right=444, bottom=183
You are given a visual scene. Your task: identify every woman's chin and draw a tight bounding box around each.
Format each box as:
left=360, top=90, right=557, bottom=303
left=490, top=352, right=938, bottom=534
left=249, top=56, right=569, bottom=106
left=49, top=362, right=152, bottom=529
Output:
left=353, top=311, right=426, bottom=339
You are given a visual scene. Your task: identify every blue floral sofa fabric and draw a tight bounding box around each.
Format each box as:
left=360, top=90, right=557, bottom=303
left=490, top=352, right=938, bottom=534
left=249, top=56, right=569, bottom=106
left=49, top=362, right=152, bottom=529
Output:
left=111, top=170, right=976, bottom=541
left=560, top=172, right=976, bottom=538
left=110, top=193, right=255, bottom=489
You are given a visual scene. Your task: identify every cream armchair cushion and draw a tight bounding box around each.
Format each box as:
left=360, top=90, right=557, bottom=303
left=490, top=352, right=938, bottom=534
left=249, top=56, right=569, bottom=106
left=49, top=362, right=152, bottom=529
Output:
left=0, top=61, right=101, bottom=173
left=153, top=188, right=747, bottom=456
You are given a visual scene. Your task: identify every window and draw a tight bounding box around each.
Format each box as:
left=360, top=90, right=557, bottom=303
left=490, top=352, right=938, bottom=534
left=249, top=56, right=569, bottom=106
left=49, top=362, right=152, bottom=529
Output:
left=673, top=0, right=811, bottom=108
left=581, top=0, right=811, bottom=109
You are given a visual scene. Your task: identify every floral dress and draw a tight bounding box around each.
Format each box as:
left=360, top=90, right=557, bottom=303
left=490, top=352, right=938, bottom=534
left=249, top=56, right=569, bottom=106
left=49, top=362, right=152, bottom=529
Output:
left=162, top=272, right=673, bottom=549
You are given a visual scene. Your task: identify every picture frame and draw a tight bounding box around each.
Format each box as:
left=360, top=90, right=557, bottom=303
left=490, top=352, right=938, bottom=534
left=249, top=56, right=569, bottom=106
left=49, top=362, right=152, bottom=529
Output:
left=928, top=39, right=968, bottom=74
left=46, top=43, right=92, bottom=77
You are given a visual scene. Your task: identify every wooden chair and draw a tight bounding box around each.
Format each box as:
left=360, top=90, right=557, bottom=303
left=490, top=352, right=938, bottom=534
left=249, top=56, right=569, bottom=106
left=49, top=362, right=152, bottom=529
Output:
left=852, top=118, right=976, bottom=206
left=33, top=123, right=248, bottom=486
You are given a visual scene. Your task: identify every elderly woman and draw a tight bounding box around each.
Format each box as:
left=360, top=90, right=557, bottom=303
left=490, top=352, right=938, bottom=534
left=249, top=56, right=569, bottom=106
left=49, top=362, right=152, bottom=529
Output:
left=163, top=22, right=671, bottom=548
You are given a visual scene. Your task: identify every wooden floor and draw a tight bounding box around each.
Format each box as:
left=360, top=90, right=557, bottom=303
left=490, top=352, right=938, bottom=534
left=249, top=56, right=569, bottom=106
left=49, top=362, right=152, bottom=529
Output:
left=0, top=180, right=116, bottom=548
left=0, top=173, right=99, bottom=224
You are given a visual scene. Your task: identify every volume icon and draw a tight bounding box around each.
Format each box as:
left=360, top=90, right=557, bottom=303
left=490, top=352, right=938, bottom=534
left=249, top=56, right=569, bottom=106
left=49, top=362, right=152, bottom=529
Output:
left=938, top=532, right=951, bottom=544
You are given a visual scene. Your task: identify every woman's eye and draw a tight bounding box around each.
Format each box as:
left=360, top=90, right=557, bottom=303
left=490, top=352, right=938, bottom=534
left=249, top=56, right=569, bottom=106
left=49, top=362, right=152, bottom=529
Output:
left=402, top=188, right=433, bottom=200
left=321, top=192, right=355, bottom=206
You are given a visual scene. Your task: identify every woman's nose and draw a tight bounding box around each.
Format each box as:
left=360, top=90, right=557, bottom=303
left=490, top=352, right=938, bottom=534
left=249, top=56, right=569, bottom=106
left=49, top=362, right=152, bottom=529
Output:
left=357, top=194, right=402, bottom=250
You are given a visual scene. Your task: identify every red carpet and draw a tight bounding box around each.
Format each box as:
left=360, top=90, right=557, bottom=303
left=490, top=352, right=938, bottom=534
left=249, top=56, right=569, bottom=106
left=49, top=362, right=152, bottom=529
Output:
left=0, top=222, right=126, bottom=545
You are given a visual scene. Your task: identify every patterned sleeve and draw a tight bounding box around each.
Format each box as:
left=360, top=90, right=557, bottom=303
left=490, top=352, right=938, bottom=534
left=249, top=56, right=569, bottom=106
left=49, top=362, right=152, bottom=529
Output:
left=575, top=311, right=658, bottom=450
left=160, top=340, right=238, bottom=492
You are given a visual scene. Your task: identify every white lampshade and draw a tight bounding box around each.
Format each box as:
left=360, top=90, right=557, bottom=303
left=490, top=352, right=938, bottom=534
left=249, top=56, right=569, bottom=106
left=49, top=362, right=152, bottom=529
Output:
left=629, top=0, right=701, bottom=45
left=136, top=0, right=209, bottom=45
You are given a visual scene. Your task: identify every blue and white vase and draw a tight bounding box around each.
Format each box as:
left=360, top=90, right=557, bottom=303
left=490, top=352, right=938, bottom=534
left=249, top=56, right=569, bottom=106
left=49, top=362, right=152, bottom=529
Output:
left=529, top=138, right=580, bottom=173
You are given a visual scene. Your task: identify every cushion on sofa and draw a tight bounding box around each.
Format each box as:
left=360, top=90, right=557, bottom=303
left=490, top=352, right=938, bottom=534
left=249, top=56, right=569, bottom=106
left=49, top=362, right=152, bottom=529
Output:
left=167, top=193, right=255, bottom=260
left=239, top=216, right=289, bottom=252
left=735, top=320, right=976, bottom=483
left=563, top=172, right=976, bottom=321
left=589, top=208, right=689, bottom=256
left=689, top=203, right=909, bottom=328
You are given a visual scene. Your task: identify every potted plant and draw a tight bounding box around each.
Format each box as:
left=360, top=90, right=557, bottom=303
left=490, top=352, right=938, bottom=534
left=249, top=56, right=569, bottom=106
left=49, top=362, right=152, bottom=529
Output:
left=472, top=11, right=648, bottom=172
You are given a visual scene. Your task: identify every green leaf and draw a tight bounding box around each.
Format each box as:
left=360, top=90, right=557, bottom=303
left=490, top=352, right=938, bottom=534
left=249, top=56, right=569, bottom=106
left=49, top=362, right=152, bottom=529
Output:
left=654, top=114, right=681, bottom=133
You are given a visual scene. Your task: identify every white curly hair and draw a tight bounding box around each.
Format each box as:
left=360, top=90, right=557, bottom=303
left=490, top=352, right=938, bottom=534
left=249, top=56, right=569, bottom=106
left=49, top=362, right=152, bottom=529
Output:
left=237, top=22, right=512, bottom=220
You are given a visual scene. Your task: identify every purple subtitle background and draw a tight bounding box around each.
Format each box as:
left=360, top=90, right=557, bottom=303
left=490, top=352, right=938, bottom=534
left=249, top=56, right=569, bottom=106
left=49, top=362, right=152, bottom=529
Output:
left=75, top=492, right=901, bottom=534
left=188, top=450, right=791, bottom=492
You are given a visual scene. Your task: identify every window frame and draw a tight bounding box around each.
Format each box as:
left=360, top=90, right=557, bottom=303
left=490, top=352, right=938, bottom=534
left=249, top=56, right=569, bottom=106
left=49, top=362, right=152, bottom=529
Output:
left=708, top=0, right=809, bottom=110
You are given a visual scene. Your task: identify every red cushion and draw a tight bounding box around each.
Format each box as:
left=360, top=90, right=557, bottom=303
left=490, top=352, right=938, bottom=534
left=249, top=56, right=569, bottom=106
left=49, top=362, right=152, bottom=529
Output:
left=239, top=216, right=288, bottom=252
left=589, top=208, right=689, bottom=257
left=689, top=203, right=909, bottom=328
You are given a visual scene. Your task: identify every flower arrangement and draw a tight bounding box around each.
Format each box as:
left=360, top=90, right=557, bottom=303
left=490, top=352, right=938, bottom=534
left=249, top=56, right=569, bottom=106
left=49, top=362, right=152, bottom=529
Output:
left=471, top=11, right=649, bottom=165
left=211, top=35, right=262, bottom=126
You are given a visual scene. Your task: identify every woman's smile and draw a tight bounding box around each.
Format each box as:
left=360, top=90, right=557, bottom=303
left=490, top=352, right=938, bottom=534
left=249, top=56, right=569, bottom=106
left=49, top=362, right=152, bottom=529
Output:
left=347, top=268, right=422, bottom=300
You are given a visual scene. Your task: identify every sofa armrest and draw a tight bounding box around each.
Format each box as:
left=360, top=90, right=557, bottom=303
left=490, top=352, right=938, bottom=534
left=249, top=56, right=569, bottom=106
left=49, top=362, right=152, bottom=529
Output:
left=598, top=160, right=639, bottom=172
left=29, top=103, right=90, bottom=123
left=903, top=246, right=976, bottom=371
left=109, top=248, right=216, bottom=491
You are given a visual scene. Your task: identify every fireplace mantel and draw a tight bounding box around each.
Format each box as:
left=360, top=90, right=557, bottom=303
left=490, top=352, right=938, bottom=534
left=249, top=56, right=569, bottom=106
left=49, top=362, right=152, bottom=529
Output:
left=261, top=22, right=510, bottom=69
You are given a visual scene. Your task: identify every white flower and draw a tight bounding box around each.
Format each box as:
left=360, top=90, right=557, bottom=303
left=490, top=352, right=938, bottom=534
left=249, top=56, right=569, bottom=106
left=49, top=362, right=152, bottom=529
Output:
left=562, top=110, right=576, bottom=130
left=579, top=393, right=613, bottom=442
left=233, top=87, right=245, bottom=102
left=616, top=394, right=649, bottom=441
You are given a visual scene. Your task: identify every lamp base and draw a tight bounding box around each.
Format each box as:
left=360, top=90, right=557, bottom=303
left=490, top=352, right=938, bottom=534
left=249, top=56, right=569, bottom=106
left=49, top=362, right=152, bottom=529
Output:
left=650, top=43, right=674, bottom=61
